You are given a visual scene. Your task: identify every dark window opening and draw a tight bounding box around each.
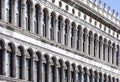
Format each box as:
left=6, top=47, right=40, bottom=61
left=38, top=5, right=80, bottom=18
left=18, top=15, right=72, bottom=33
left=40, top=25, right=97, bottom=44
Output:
left=18, top=0, right=21, bottom=27
left=26, top=1, right=31, bottom=31
left=9, top=0, right=12, bottom=23
left=35, top=5, right=40, bottom=34
left=43, top=9, right=47, bottom=37
left=50, top=13, right=54, bottom=40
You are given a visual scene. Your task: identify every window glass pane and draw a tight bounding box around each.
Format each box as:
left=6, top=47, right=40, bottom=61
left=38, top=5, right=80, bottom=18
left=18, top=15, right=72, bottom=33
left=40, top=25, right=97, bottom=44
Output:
left=16, top=56, right=21, bottom=79
left=25, top=58, right=30, bottom=80
left=42, top=63, right=46, bottom=82
left=57, top=67, right=61, bottom=82
left=50, top=65, right=54, bottom=82
left=6, top=51, right=11, bottom=77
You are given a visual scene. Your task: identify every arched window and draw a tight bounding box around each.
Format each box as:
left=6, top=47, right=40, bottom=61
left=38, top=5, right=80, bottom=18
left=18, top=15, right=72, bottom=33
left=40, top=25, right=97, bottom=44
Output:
left=25, top=49, right=33, bottom=81
left=99, top=36, right=103, bottom=59
left=16, top=46, right=23, bottom=79
left=94, top=34, right=98, bottom=57
left=108, top=41, right=111, bottom=63
left=103, top=39, right=107, bottom=61
left=18, top=0, right=21, bottom=27
left=64, top=19, right=69, bottom=46
left=26, top=0, right=32, bottom=31
left=50, top=13, right=55, bottom=40
left=6, top=43, right=15, bottom=77
left=71, top=22, right=76, bottom=48
left=58, top=16, right=62, bottom=43
left=83, top=28, right=88, bottom=53
left=43, top=9, right=48, bottom=37
left=42, top=55, right=49, bottom=82
left=88, top=31, right=93, bottom=55
left=35, top=4, right=40, bottom=34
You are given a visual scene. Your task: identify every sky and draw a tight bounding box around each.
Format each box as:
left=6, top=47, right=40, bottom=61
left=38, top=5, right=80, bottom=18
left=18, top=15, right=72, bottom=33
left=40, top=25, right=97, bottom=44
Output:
left=101, top=0, right=120, bottom=18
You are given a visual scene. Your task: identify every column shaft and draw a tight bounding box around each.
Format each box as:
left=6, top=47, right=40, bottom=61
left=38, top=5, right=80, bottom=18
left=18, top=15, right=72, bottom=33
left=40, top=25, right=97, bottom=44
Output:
left=21, top=2, right=26, bottom=29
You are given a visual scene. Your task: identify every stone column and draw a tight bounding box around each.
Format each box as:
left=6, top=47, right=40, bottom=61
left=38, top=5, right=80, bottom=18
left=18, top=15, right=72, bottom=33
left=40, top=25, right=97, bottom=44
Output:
left=96, top=39, right=99, bottom=58
left=73, top=70, right=77, bottom=82
left=109, top=45, right=112, bottom=64
left=80, top=69, right=84, bottom=82
left=47, top=13, right=51, bottom=39
left=12, top=51, right=16, bottom=77
left=113, top=46, right=117, bottom=65
left=105, top=44, right=108, bottom=62
left=100, top=41, right=103, bottom=60
left=74, top=29, right=77, bottom=50
left=37, top=10, right=41, bottom=35
left=91, top=73, right=95, bottom=82
left=90, top=36, right=94, bottom=56
left=68, top=25, right=71, bottom=48
left=86, top=71, right=90, bottom=82
left=54, top=62, right=57, bottom=82
left=96, top=74, right=99, bottom=82
left=61, top=22, right=65, bottom=45
left=68, top=65, right=71, bottom=82
left=79, top=31, right=83, bottom=52
left=21, top=1, right=26, bottom=29
left=85, top=34, right=88, bottom=54
left=54, top=19, right=58, bottom=42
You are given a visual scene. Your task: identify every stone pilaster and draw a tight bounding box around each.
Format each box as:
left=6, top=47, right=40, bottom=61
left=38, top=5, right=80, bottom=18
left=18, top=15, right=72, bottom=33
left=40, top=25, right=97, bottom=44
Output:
left=68, top=25, right=71, bottom=48
left=61, top=22, right=65, bottom=45
left=105, top=44, right=108, bottom=62
left=100, top=41, right=103, bottom=60
left=80, top=31, right=83, bottom=52
left=54, top=19, right=58, bottom=42
left=90, top=37, right=94, bottom=56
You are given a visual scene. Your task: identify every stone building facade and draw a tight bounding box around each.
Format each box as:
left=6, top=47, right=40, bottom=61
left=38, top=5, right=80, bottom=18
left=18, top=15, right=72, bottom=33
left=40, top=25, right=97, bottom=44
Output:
left=0, top=0, right=120, bottom=82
